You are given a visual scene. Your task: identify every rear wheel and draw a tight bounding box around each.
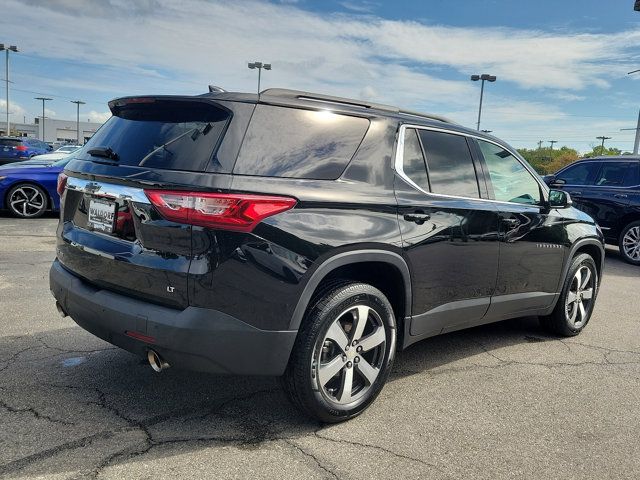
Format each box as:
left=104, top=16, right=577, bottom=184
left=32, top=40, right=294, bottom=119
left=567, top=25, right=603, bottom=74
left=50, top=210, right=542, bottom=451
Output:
left=282, top=282, right=396, bottom=423
left=619, top=221, right=640, bottom=265
left=540, top=253, right=598, bottom=336
left=7, top=183, right=48, bottom=218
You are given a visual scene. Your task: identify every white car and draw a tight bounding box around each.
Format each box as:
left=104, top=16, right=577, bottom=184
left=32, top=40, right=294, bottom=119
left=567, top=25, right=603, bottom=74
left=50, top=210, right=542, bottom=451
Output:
left=30, top=145, right=81, bottom=163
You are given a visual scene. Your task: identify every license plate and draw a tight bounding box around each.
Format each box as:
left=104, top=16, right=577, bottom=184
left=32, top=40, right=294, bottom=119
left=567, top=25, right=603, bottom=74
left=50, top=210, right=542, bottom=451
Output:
left=88, top=198, right=116, bottom=233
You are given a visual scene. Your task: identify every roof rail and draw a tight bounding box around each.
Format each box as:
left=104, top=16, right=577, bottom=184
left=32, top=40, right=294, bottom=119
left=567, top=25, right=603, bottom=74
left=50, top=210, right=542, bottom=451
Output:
left=259, top=88, right=455, bottom=124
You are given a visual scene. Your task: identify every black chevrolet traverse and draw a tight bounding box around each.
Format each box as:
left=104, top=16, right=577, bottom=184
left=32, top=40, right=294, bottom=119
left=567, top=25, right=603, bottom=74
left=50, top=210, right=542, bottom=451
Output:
left=50, top=88, right=604, bottom=422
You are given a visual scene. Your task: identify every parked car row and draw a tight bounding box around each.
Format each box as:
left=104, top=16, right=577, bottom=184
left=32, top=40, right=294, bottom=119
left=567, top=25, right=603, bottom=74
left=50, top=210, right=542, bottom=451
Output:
left=0, top=142, right=81, bottom=217
left=0, top=137, right=52, bottom=165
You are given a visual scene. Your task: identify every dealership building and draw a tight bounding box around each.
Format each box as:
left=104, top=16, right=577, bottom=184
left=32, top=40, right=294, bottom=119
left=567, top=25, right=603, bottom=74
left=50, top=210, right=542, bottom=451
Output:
left=0, top=117, right=104, bottom=144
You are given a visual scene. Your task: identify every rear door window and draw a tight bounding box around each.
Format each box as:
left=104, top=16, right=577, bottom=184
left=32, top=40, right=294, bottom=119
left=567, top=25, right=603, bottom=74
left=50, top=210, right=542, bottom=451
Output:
left=418, top=130, right=480, bottom=198
left=233, top=105, right=369, bottom=179
left=0, top=139, right=21, bottom=147
left=593, top=162, right=631, bottom=187
left=78, top=100, right=231, bottom=172
left=401, top=128, right=429, bottom=190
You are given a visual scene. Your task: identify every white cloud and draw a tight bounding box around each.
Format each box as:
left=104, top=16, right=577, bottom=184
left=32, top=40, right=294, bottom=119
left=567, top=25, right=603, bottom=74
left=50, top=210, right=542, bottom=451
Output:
left=87, top=110, right=111, bottom=123
left=44, top=108, right=56, bottom=118
left=3, top=0, right=640, bottom=150
left=0, top=99, right=27, bottom=120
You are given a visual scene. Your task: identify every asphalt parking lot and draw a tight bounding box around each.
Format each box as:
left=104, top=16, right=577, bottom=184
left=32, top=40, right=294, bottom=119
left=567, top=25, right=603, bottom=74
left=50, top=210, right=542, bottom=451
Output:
left=1, top=216, right=639, bottom=479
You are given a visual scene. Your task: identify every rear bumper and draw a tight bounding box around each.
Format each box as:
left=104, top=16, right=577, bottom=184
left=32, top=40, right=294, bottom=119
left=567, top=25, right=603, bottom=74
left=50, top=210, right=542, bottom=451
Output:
left=49, top=259, right=297, bottom=376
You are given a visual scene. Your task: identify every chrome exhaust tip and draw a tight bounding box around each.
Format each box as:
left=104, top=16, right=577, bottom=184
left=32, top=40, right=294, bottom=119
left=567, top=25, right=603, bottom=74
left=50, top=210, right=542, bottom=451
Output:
left=55, top=301, right=67, bottom=318
left=147, top=349, right=170, bottom=372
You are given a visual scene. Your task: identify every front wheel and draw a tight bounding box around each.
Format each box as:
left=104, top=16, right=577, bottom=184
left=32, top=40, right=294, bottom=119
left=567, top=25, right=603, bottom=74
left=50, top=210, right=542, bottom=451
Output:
left=6, top=183, right=48, bottom=218
left=619, top=221, right=640, bottom=265
left=540, top=253, right=598, bottom=336
left=282, top=282, right=396, bottom=423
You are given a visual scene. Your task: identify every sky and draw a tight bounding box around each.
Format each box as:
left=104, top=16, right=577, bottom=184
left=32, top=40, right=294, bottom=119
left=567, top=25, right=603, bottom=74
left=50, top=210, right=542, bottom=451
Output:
left=2, top=0, right=640, bottom=152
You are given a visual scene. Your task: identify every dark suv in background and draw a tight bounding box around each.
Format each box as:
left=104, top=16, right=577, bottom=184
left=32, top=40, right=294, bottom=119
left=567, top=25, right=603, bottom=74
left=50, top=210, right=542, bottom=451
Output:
left=544, top=156, right=640, bottom=265
left=50, top=89, right=604, bottom=422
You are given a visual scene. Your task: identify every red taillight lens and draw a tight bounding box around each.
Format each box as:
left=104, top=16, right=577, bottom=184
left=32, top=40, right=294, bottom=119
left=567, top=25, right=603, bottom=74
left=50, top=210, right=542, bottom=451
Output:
left=144, top=190, right=297, bottom=232
left=56, top=173, right=68, bottom=196
left=15, top=145, right=28, bottom=152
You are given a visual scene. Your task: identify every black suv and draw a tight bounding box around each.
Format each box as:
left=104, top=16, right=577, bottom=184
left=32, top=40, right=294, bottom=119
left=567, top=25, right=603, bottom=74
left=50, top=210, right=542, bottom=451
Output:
left=50, top=89, right=604, bottom=422
left=544, top=156, right=640, bottom=265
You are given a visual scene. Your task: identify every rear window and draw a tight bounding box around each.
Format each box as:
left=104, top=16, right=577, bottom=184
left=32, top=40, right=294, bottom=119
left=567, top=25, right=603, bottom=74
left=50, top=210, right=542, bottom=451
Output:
left=233, top=105, right=370, bottom=179
left=78, top=100, right=230, bottom=172
left=0, top=139, right=22, bottom=147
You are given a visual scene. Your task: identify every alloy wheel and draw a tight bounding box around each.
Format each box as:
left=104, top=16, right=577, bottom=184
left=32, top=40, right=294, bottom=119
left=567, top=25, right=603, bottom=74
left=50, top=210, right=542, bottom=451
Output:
left=9, top=186, right=46, bottom=217
left=622, top=226, right=640, bottom=261
left=313, top=304, right=387, bottom=406
left=565, top=265, right=594, bottom=328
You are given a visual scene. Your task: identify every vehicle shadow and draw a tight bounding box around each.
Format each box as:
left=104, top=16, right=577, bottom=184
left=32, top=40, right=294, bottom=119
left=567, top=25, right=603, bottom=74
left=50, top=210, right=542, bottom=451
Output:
left=0, top=315, right=559, bottom=478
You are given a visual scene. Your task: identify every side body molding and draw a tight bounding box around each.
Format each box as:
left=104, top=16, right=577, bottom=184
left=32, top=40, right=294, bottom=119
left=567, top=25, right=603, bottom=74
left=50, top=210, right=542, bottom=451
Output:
left=288, top=250, right=412, bottom=331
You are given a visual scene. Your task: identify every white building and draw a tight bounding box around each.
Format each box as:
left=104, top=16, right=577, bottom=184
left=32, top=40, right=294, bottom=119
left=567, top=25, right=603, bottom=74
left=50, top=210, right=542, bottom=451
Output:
left=0, top=117, right=104, bottom=144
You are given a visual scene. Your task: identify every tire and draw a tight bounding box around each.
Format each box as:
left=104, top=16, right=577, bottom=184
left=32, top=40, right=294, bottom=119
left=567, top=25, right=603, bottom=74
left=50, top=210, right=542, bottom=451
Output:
left=6, top=183, right=48, bottom=218
left=540, top=253, right=598, bottom=336
left=282, top=282, right=396, bottom=423
left=618, top=221, right=640, bottom=265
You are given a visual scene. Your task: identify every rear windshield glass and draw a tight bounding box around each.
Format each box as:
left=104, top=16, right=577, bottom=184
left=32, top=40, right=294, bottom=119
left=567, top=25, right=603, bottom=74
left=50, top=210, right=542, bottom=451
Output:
left=78, top=100, right=230, bottom=172
left=0, top=139, right=22, bottom=146
left=233, top=105, right=370, bottom=179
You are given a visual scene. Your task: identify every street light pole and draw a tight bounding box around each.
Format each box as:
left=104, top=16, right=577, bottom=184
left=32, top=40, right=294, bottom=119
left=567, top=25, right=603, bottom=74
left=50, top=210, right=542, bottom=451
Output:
left=470, top=74, right=496, bottom=131
left=549, top=140, right=558, bottom=150
left=70, top=100, right=85, bottom=144
left=596, top=135, right=612, bottom=155
left=0, top=44, right=18, bottom=136
left=34, top=97, right=52, bottom=141
left=248, top=61, right=272, bottom=95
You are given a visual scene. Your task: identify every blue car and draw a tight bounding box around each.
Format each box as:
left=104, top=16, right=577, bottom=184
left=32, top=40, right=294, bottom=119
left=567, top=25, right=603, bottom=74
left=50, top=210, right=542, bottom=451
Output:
left=0, top=158, right=69, bottom=218
left=0, top=137, right=52, bottom=165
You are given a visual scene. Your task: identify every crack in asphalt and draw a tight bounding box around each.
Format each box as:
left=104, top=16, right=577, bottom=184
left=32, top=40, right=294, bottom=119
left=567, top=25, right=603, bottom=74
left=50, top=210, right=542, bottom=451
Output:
left=313, top=431, right=449, bottom=477
left=283, top=439, right=341, bottom=480
left=0, top=398, right=75, bottom=426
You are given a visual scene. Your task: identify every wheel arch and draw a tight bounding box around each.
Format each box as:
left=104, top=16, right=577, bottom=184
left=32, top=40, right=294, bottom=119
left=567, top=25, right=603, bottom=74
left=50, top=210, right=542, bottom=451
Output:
left=560, top=238, right=605, bottom=291
left=617, top=213, right=640, bottom=240
left=288, top=250, right=412, bottom=333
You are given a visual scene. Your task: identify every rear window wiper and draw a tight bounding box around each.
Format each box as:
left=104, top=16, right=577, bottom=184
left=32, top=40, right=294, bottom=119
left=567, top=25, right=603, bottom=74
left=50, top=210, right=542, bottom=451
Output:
left=87, top=146, right=119, bottom=161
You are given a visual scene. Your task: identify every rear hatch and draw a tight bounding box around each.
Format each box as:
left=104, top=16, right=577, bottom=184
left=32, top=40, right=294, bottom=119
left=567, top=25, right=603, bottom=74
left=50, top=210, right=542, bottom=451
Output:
left=57, top=97, right=234, bottom=309
left=0, top=138, right=27, bottom=160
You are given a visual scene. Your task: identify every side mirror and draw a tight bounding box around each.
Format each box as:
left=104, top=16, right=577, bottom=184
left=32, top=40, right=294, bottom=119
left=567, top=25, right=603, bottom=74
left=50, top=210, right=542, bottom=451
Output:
left=542, top=175, right=555, bottom=186
left=548, top=189, right=572, bottom=209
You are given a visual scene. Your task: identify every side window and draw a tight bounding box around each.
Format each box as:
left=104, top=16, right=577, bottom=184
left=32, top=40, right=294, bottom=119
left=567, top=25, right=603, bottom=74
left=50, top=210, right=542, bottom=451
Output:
left=418, top=130, right=479, bottom=198
left=557, top=162, right=599, bottom=185
left=478, top=139, right=541, bottom=205
left=594, top=162, right=630, bottom=187
left=234, top=105, right=370, bottom=180
left=624, top=162, right=640, bottom=187
left=401, top=128, right=429, bottom=190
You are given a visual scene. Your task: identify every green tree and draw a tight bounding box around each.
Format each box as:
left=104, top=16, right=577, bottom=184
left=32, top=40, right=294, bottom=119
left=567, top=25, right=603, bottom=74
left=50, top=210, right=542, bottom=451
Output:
left=517, top=146, right=579, bottom=174
left=582, top=146, right=623, bottom=158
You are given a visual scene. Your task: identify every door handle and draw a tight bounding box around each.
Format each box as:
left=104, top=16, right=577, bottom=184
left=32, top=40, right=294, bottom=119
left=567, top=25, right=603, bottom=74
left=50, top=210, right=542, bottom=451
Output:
left=501, top=218, right=520, bottom=228
left=569, top=191, right=582, bottom=197
left=404, top=213, right=431, bottom=224
left=614, top=193, right=628, bottom=199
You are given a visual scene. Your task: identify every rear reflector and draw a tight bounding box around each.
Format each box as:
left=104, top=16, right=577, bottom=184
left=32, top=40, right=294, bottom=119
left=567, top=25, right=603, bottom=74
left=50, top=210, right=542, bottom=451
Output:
left=125, top=331, right=156, bottom=343
left=144, top=190, right=297, bottom=232
left=57, top=173, right=68, bottom=196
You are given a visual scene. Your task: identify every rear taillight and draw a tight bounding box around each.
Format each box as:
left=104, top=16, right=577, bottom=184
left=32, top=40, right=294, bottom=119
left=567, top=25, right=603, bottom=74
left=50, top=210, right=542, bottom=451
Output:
left=57, top=173, right=68, bottom=196
left=144, top=190, right=297, bottom=232
left=15, top=145, right=28, bottom=152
